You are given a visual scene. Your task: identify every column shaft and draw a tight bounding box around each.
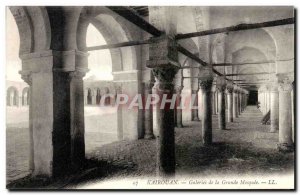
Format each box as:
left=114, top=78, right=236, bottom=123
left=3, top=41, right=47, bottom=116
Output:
left=144, top=82, right=155, bottom=139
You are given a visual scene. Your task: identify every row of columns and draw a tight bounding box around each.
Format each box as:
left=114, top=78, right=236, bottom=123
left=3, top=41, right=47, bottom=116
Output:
left=258, top=74, right=294, bottom=151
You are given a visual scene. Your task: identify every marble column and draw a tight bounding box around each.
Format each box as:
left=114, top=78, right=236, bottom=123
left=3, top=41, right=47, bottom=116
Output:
left=233, top=86, right=238, bottom=119
left=191, top=89, right=200, bottom=121
left=217, top=78, right=226, bottom=130
left=270, top=84, right=279, bottom=133
left=144, top=81, right=155, bottom=139
left=277, top=75, right=294, bottom=151
left=175, top=85, right=184, bottom=128
left=226, top=85, right=234, bottom=123
left=199, top=78, right=213, bottom=145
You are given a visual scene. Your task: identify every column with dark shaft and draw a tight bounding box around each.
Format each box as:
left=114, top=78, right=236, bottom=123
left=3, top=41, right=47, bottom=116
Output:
left=277, top=74, right=294, bottom=151
left=270, top=83, right=279, bottom=133
left=199, top=78, right=213, bottom=145
left=191, top=89, right=200, bottom=121
left=175, top=85, right=184, bottom=128
left=226, top=85, right=234, bottom=123
left=144, top=81, right=155, bottom=139
left=147, top=37, right=179, bottom=177
left=216, top=77, right=226, bottom=130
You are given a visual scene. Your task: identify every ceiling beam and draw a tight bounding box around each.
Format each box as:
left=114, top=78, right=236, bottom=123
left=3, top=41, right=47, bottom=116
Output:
left=175, top=17, right=294, bottom=40
left=106, top=6, right=227, bottom=79
left=225, top=72, right=275, bottom=76
left=106, top=6, right=162, bottom=36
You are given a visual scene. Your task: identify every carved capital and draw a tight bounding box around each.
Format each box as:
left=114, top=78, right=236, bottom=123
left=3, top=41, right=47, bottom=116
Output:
left=19, top=71, right=32, bottom=86
left=225, top=85, right=234, bottom=94
left=199, top=79, right=213, bottom=92
left=277, top=73, right=294, bottom=92
left=152, top=66, right=179, bottom=84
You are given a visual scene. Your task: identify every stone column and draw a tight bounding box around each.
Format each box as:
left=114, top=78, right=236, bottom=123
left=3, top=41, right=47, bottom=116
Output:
left=21, top=75, right=34, bottom=172
left=215, top=91, right=219, bottom=114
left=199, top=78, right=213, bottom=145
left=144, top=81, right=155, bottom=139
left=277, top=75, right=294, bottom=151
left=226, top=85, right=234, bottom=123
left=216, top=78, right=226, bottom=130
left=69, top=71, right=86, bottom=169
left=270, top=84, right=279, bottom=133
left=146, top=37, right=179, bottom=177
left=239, top=91, right=243, bottom=113
left=233, top=86, right=238, bottom=119
left=211, top=85, right=216, bottom=115
left=175, top=85, right=184, bottom=128
left=191, top=89, right=200, bottom=121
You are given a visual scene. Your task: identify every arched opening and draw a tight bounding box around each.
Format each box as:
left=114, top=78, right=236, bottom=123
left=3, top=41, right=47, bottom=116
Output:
left=22, top=87, right=30, bottom=106
left=6, top=8, right=31, bottom=182
left=83, top=23, right=118, bottom=154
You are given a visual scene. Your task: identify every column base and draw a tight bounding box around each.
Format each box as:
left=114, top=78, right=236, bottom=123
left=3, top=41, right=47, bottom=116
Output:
left=192, top=117, right=200, bottom=121
left=277, top=143, right=294, bottom=152
left=144, top=134, right=155, bottom=140
left=176, top=124, right=184, bottom=128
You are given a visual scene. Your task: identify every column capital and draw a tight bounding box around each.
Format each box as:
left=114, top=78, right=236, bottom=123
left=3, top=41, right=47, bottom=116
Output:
left=216, top=77, right=226, bottom=92
left=225, top=85, right=234, bottom=94
left=277, top=73, right=294, bottom=92
left=199, top=79, right=213, bottom=92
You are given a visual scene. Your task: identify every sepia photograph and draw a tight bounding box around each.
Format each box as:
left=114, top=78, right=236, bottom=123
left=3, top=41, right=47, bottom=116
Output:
left=5, top=5, right=295, bottom=190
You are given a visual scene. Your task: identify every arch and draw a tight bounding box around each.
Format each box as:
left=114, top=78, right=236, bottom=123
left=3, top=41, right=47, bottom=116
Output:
left=9, top=6, right=51, bottom=55
left=77, top=7, right=139, bottom=72
left=22, top=87, right=30, bottom=106
left=7, top=86, right=19, bottom=106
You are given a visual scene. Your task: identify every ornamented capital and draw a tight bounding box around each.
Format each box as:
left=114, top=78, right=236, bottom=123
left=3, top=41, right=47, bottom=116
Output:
left=277, top=73, right=294, bottom=92
left=199, top=79, right=213, bottom=92
left=19, top=70, right=32, bottom=85
left=225, top=85, right=234, bottom=94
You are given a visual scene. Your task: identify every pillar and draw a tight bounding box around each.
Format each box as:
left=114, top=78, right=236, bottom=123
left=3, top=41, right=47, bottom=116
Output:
left=211, top=86, right=216, bottom=115
left=277, top=75, right=293, bottom=151
left=191, top=89, right=200, bottom=121
left=226, top=85, right=234, bottom=122
left=175, top=85, right=184, bottom=128
left=216, top=78, right=226, bottom=130
left=144, top=81, right=155, bottom=139
left=146, top=36, right=179, bottom=176
left=270, top=84, right=279, bottom=133
left=199, top=78, right=213, bottom=145
left=20, top=50, right=88, bottom=177
left=233, top=86, right=238, bottom=119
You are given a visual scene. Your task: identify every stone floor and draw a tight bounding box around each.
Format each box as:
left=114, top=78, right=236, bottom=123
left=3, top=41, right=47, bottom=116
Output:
left=6, top=106, right=294, bottom=189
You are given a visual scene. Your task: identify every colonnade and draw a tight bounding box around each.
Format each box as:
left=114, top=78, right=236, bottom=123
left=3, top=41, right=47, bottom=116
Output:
left=258, top=74, right=294, bottom=151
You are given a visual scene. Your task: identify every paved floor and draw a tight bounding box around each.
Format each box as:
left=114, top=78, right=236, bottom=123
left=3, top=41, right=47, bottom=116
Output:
left=6, top=106, right=294, bottom=188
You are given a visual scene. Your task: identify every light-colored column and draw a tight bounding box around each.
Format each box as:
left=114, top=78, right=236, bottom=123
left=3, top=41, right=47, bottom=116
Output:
left=277, top=75, right=294, bottom=151
left=233, top=86, right=238, bottom=119
left=226, top=85, right=233, bottom=122
left=199, top=78, right=213, bottom=145
left=270, top=84, right=279, bottom=133
left=144, top=81, right=155, bottom=139
left=211, top=86, right=216, bottom=115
